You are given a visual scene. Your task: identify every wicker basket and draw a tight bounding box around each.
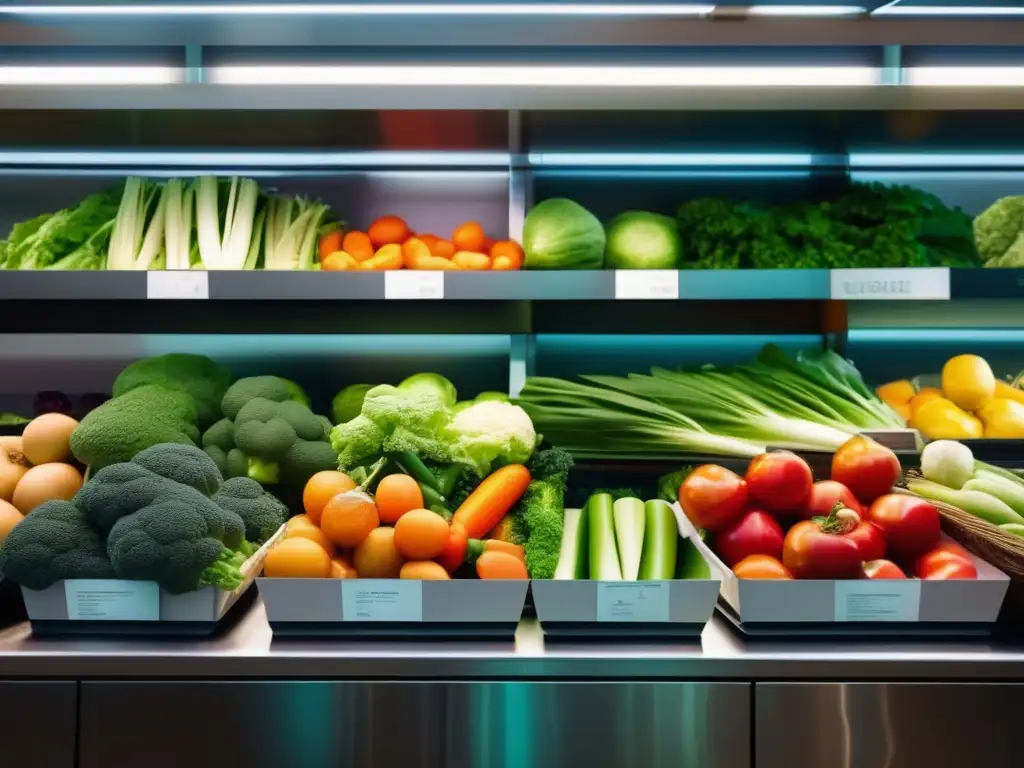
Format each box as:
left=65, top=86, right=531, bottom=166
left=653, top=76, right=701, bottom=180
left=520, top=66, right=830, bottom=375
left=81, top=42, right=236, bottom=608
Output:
left=900, top=488, right=1024, bottom=622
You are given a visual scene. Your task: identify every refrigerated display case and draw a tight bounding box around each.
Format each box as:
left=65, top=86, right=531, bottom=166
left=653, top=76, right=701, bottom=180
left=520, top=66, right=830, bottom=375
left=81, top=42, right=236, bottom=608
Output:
left=3, top=2, right=1024, bottom=766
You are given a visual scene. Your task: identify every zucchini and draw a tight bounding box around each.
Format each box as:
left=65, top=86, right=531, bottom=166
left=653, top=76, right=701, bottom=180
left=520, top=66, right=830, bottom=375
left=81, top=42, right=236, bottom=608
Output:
left=587, top=493, right=622, bottom=580
left=1000, top=523, right=1024, bottom=538
left=966, top=472, right=1024, bottom=518
left=675, top=537, right=711, bottom=580
left=908, top=478, right=1024, bottom=527
left=553, top=507, right=589, bottom=580
left=638, top=500, right=678, bottom=580
left=612, top=497, right=645, bottom=581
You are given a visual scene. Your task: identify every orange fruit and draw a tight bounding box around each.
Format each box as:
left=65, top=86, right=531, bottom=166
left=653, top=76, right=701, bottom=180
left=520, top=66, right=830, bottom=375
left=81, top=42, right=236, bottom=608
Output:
left=0, top=499, right=24, bottom=546
left=286, top=514, right=315, bottom=531
left=303, top=471, right=356, bottom=526
left=320, top=491, right=379, bottom=548
left=285, top=523, right=337, bottom=558
left=393, top=508, right=450, bottom=560
left=341, top=231, right=374, bottom=262
left=353, top=527, right=405, bottom=578
left=400, top=561, right=450, bottom=580
left=331, top=554, right=358, bottom=579
left=263, top=538, right=331, bottom=578
left=368, top=215, right=411, bottom=248
left=375, top=474, right=424, bottom=524
left=452, top=221, right=486, bottom=252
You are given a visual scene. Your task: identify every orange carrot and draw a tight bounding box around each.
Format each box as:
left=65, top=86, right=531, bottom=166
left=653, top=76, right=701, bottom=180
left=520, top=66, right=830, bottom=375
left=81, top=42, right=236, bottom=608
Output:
left=476, top=550, right=528, bottom=580
left=467, top=538, right=525, bottom=563
left=452, top=251, right=491, bottom=270
left=437, top=525, right=468, bottom=573
left=318, top=230, right=344, bottom=262
left=451, top=464, right=531, bottom=540
left=342, top=231, right=374, bottom=262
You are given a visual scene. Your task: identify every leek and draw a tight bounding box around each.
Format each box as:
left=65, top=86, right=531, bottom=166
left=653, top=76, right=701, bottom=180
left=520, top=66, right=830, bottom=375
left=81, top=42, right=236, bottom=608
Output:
left=107, top=177, right=166, bottom=270
left=164, top=178, right=194, bottom=270
left=263, top=195, right=330, bottom=271
left=195, top=176, right=261, bottom=270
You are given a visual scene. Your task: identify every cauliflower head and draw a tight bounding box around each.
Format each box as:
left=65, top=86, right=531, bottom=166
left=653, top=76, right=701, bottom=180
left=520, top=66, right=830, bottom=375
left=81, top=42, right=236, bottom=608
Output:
left=449, top=401, right=537, bottom=477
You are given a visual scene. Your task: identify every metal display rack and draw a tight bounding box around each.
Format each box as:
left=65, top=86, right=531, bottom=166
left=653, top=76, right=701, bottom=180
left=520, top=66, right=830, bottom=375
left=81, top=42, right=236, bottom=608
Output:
left=3, top=3, right=1024, bottom=767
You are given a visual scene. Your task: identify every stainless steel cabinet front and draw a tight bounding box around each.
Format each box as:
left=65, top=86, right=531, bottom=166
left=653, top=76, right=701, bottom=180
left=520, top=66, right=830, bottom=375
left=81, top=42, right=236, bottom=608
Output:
left=0, top=681, right=77, bottom=768
left=756, top=682, right=1024, bottom=768
left=79, top=681, right=446, bottom=768
left=445, top=681, right=751, bottom=768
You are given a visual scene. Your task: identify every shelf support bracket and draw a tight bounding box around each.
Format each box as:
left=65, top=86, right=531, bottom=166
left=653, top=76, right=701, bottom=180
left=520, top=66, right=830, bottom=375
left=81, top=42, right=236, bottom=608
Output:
left=509, top=334, right=536, bottom=398
left=185, top=45, right=205, bottom=85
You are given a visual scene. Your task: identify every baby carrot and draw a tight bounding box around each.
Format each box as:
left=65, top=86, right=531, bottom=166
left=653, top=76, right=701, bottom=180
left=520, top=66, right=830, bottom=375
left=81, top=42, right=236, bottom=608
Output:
left=476, top=550, right=528, bottom=580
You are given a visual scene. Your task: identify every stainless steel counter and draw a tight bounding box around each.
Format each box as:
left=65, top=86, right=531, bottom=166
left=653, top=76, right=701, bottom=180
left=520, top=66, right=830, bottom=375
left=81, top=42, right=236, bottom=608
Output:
left=1, top=596, right=1023, bottom=681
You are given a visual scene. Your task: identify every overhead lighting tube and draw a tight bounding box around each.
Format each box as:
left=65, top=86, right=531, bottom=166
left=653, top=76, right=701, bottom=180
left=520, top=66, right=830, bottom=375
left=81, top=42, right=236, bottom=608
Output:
left=0, top=66, right=180, bottom=85
left=211, top=65, right=878, bottom=87
left=0, top=4, right=716, bottom=17
left=905, top=67, right=1024, bottom=86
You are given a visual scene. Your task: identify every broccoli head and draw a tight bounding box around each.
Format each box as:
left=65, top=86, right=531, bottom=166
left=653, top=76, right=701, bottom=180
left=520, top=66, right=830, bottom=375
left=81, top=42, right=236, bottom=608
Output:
left=201, top=417, right=248, bottom=479
left=70, top=384, right=200, bottom=469
left=132, top=443, right=222, bottom=497
left=74, top=462, right=173, bottom=532
left=205, top=377, right=338, bottom=489
left=107, top=496, right=245, bottom=594
left=213, top=477, right=288, bottom=544
left=330, top=384, right=454, bottom=471
left=0, top=500, right=114, bottom=590
left=520, top=448, right=574, bottom=579
left=220, top=375, right=296, bottom=420
left=113, top=353, right=232, bottom=430
left=975, top=196, right=1024, bottom=267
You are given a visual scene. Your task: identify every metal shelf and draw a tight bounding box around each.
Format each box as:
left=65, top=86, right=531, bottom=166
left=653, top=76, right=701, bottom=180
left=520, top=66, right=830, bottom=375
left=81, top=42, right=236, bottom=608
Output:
left=1, top=12, right=1021, bottom=48
left=2, top=85, right=1024, bottom=112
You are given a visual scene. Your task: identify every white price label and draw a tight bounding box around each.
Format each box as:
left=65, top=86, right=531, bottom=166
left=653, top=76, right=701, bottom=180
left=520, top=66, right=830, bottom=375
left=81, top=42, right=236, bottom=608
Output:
left=146, top=271, right=209, bottom=300
left=342, top=580, right=423, bottom=622
left=615, top=270, right=679, bottom=300
left=597, top=582, right=671, bottom=623
left=830, top=268, right=950, bottom=301
left=385, top=271, right=444, bottom=300
left=65, top=579, right=160, bottom=621
left=834, top=580, right=921, bottom=622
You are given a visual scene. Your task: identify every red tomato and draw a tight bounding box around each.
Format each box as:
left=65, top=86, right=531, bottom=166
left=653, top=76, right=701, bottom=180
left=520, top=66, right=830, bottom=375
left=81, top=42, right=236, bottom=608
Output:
left=745, top=451, right=813, bottom=513
left=831, top=435, right=901, bottom=505
left=680, top=465, right=748, bottom=533
left=921, top=560, right=978, bottom=580
left=914, top=542, right=977, bottom=580
left=733, top=554, right=793, bottom=580
left=861, top=559, right=906, bottom=579
left=802, top=480, right=864, bottom=519
left=713, top=510, right=784, bottom=568
left=847, top=520, right=886, bottom=562
left=867, top=494, right=940, bottom=560
left=782, top=510, right=864, bottom=579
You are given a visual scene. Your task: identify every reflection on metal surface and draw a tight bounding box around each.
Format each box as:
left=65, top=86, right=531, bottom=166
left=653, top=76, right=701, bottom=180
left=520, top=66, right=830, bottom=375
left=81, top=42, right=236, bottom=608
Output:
left=756, top=683, right=1024, bottom=768
left=446, top=682, right=750, bottom=768
left=80, top=681, right=447, bottom=768
left=0, top=682, right=76, bottom=768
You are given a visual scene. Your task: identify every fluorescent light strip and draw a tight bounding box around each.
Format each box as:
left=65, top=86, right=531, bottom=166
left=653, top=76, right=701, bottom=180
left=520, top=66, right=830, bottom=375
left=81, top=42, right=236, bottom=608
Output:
left=0, top=150, right=510, bottom=168
left=529, top=152, right=822, bottom=166
left=0, top=4, right=715, bottom=17
left=874, top=5, right=1024, bottom=16
left=906, top=67, right=1024, bottom=86
left=0, top=66, right=180, bottom=85
left=212, top=65, right=878, bottom=87
left=850, top=152, right=1024, bottom=168
left=748, top=5, right=865, bottom=16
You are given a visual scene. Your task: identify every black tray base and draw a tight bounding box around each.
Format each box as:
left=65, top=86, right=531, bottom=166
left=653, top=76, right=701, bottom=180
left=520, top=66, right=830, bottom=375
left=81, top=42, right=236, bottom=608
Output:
left=540, top=621, right=706, bottom=641
left=716, top=598, right=994, bottom=640
left=267, top=621, right=519, bottom=640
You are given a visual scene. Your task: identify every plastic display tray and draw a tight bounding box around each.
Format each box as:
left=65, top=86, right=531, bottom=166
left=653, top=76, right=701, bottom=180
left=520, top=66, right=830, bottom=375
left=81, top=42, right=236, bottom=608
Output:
left=681, top=509, right=1010, bottom=640
left=531, top=504, right=720, bottom=640
left=257, top=578, right=528, bottom=639
left=20, top=526, right=282, bottom=637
